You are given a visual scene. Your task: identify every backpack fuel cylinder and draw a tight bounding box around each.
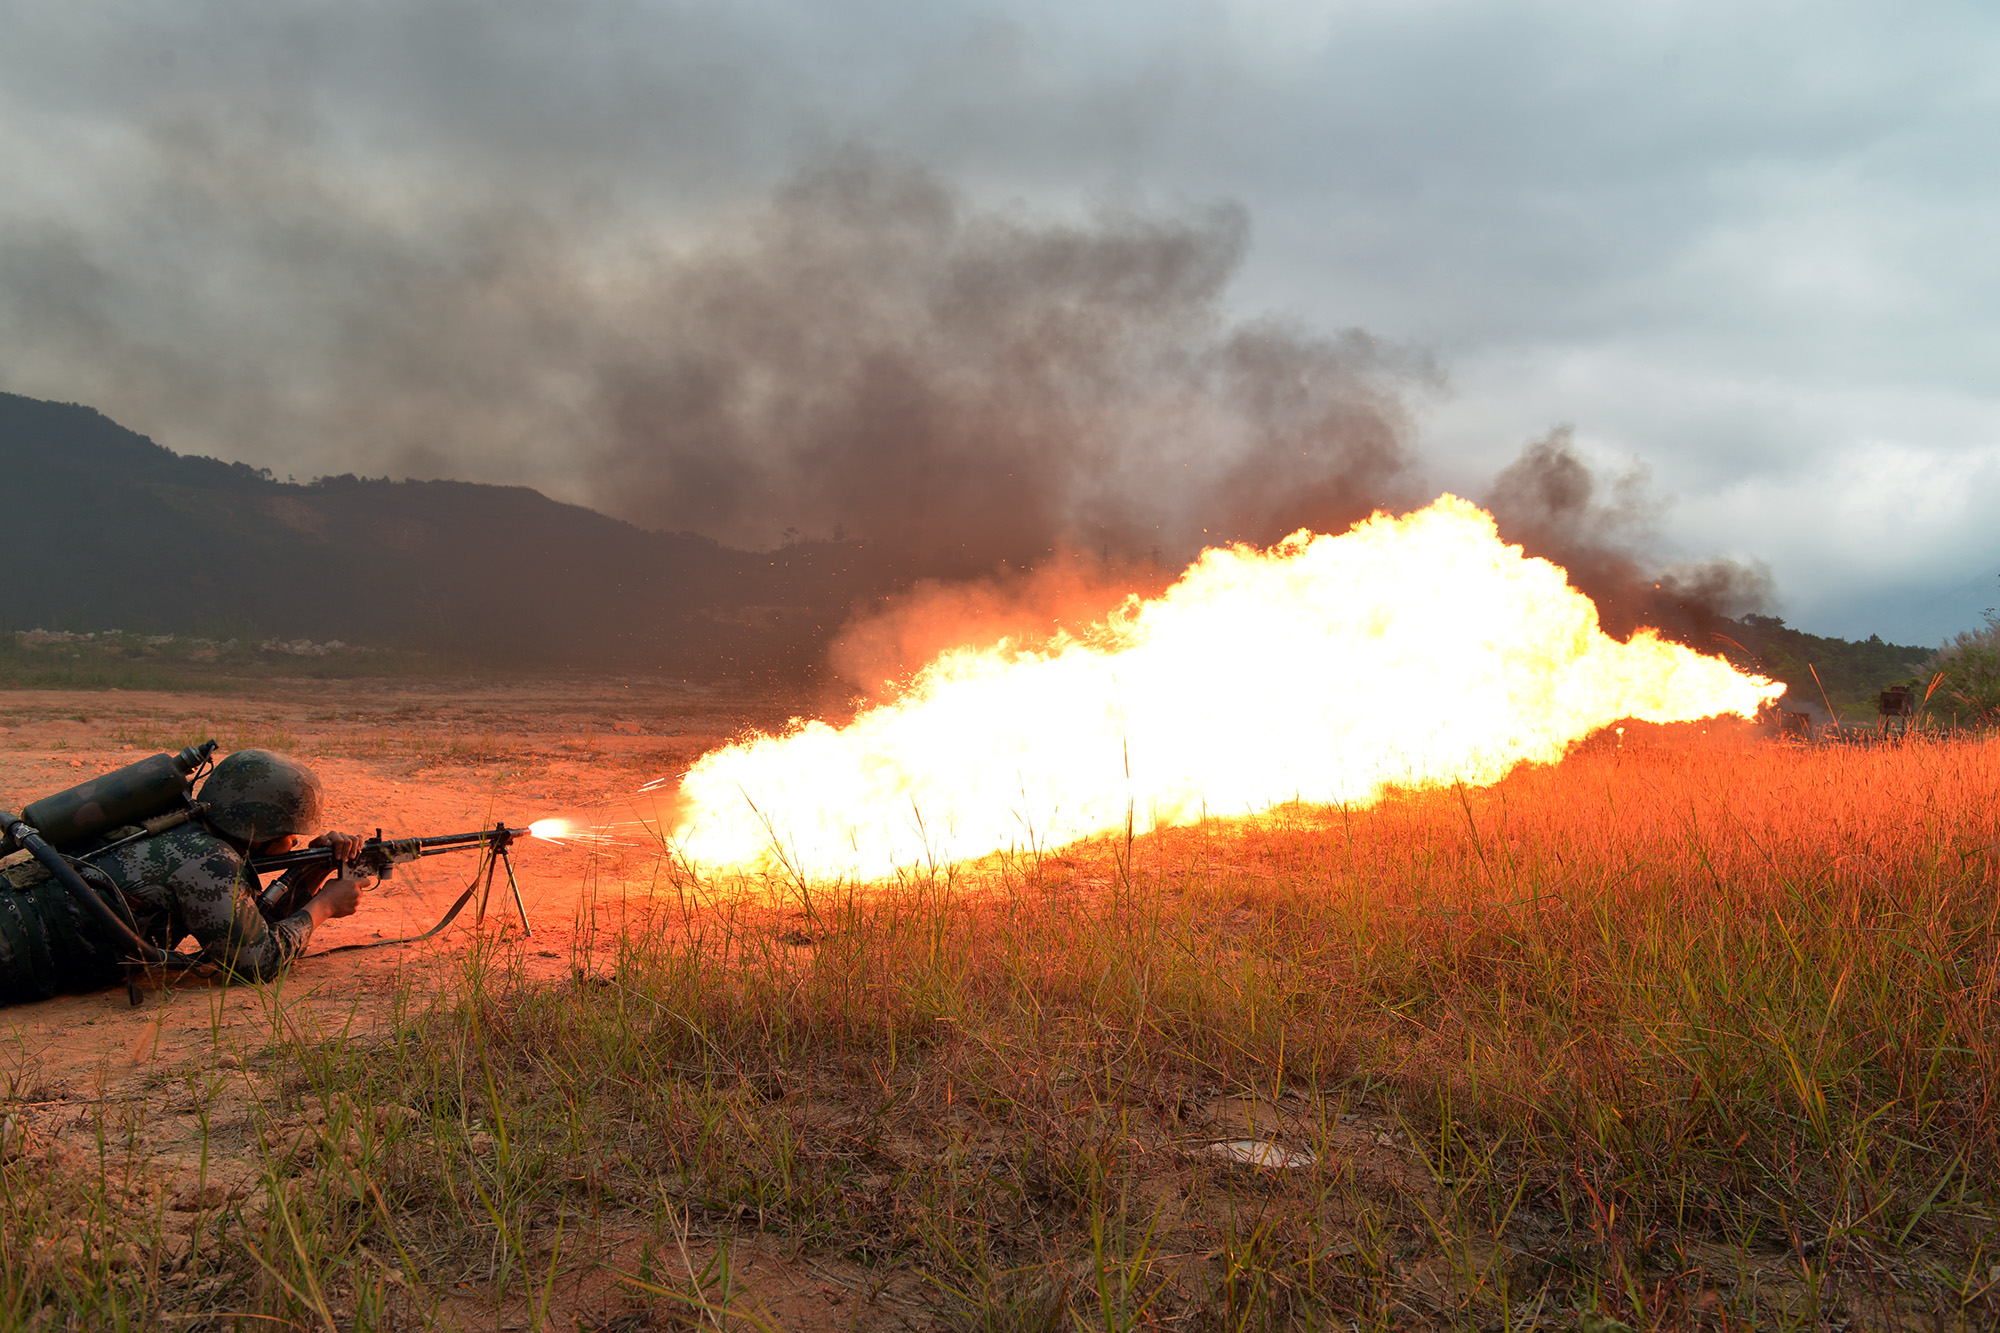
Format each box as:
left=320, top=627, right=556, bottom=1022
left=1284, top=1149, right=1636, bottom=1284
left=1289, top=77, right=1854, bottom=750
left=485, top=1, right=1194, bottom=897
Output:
left=0, top=741, right=216, bottom=855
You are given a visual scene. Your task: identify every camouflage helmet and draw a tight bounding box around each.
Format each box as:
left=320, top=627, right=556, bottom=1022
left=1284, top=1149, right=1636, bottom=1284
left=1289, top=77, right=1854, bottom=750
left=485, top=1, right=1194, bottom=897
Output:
left=198, top=749, right=325, bottom=843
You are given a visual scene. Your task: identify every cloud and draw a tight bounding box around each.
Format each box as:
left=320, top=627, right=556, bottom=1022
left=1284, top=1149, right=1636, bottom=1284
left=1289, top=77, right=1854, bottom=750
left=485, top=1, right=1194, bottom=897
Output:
left=2, top=0, right=1996, bottom=634
left=0, top=99, right=1432, bottom=566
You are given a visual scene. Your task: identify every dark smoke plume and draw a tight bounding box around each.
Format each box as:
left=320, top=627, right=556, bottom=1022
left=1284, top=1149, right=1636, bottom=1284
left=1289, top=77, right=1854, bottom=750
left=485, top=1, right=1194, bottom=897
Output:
left=827, top=424, right=1775, bottom=700
left=585, top=153, right=1435, bottom=694
left=2, top=119, right=1775, bottom=679
left=1, top=137, right=1428, bottom=575
left=592, top=152, right=1427, bottom=571
left=1484, top=425, right=1774, bottom=644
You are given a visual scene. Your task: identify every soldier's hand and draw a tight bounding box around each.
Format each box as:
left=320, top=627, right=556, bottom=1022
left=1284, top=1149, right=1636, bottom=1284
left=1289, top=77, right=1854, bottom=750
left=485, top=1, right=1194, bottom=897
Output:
left=311, top=830, right=364, bottom=864
left=313, top=873, right=366, bottom=920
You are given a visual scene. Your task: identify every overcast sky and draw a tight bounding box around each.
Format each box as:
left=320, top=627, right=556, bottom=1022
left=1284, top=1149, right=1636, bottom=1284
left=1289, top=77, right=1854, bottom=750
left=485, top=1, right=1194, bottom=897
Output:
left=3, top=1, right=1995, bottom=641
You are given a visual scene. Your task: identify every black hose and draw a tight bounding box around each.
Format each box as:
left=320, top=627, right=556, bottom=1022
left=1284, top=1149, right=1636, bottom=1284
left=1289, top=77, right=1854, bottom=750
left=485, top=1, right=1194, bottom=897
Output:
left=71, top=858, right=148, bottom=939
left=1, top=808, right=180, bottom=966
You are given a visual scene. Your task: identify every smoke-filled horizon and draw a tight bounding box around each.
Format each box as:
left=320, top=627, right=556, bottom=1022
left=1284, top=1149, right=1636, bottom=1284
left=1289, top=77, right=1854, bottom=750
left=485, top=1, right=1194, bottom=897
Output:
left=6, top=139, right=1783, bottom=673
left=9, top=141, right=1437, bottom=570
left=4, top=137, right=1774, bottom=657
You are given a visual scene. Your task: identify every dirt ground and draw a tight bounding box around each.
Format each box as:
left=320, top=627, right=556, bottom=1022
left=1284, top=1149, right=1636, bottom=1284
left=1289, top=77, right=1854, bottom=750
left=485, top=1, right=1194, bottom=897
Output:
left=0, top=677, right=1450, bottom=1332
left=7, top=685, right=1988, bottom=1332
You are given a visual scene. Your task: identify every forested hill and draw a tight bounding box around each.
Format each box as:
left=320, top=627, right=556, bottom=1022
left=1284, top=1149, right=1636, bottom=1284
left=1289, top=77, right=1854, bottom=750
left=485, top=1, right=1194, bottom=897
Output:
left=0, top=393, right=892, bottom=676
left=1715, top=613, right=1932, bottom=716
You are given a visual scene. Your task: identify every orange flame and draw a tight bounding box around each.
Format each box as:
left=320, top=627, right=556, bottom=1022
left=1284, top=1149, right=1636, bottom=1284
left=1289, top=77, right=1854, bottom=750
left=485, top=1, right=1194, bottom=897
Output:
left=528, top=819, right=571, bottom=841
left=674, top=497, right=1781, bottom=879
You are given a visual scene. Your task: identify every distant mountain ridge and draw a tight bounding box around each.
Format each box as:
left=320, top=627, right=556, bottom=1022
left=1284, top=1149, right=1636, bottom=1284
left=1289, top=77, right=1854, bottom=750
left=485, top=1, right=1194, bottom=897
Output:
left=0, top=393, right=888, bottom=676
left=2, top=393, right=1942, bottom=706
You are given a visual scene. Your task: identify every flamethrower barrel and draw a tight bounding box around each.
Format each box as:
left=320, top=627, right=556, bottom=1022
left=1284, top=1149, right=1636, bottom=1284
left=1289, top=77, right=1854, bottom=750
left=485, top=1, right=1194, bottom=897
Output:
left=247, top=825, right=529, bottom=876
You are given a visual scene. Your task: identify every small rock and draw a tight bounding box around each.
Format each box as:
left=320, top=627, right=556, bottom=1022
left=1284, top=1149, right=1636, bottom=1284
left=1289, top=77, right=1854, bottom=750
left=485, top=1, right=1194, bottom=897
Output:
left=158, top=1233, right=193, bottom=1270
left=215, top=1053, right=243, bottom=1071
left=1202, top=1140, right=1315, bottom=1169
left=1575, top=1316, right=1636, bottom=1333
left=259, top=1124, right=316, bottom=1166
left=373, top=1104, right=420, bottom=1133
left=0, top=1113, right=34, bottom=1162
left=30, top=1235, right=85, bottom=1268
left=102, top=1242, right=145, bottom=1272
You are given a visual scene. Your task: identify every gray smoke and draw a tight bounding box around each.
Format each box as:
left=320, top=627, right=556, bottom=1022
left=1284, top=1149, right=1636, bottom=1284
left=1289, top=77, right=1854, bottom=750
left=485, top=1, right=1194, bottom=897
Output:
left=0, top=93, right=1769, bottom=654
left=824, top=421, right=1777, bottom=701
left=591, top=153, right=1428, bottom=568
left=1484, top=425, right=1774, bottom=642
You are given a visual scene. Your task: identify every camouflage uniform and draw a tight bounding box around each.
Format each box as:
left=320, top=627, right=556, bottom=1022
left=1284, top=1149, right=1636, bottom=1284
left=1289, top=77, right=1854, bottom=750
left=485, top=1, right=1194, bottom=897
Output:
left=0, top=831, right=318, bottom=1004
left=0, top=854, right=127, bottom=1001
left=99, top=826, right=318, bottom=977
left=0, top=748, right=326, bottom=1004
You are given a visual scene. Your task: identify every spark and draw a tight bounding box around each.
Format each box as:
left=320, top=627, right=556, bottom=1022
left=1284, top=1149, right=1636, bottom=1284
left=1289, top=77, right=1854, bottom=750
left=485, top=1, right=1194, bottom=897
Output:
left=526, top=817, right=648, bottom=850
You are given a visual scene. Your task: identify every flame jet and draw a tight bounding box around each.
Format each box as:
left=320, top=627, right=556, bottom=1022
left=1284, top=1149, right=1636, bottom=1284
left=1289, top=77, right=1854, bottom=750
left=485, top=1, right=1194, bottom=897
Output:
left=674, top=496, right=1781, bottom=879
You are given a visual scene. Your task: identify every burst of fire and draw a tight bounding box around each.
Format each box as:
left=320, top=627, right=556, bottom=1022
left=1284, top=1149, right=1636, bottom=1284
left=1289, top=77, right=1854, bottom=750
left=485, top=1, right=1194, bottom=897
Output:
left=527, top=817, right=648, bottom=850
left=673, top=496, right=1782, bottom=879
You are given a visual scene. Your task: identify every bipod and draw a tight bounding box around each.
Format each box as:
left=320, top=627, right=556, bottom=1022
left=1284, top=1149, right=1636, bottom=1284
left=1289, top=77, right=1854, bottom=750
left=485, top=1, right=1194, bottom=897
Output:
left=309, top=821, right=535, bottom=956
left=472, top=822, right=533, bottom=938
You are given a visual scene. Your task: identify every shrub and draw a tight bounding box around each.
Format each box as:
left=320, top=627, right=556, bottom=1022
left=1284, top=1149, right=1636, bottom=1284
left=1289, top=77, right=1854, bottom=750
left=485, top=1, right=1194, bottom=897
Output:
left=1928, top=611, right=2000, bottom=723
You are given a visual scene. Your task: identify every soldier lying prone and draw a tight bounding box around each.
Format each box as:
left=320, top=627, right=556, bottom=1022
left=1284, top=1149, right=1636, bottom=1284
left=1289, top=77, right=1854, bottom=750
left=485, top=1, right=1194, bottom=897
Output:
left=0, top=747, right=370, bottom=1006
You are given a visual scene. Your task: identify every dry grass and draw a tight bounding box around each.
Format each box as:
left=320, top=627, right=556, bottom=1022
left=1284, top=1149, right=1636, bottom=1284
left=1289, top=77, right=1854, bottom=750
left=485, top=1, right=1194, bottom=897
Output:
left=5, top=724, right=1999, bottom=1330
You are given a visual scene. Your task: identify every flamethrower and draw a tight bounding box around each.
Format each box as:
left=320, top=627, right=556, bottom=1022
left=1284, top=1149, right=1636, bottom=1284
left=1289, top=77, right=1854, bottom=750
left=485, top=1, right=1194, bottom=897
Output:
left=0, top=741, right=218, bottom=857
left=250, top=823, right=536, bottom=942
